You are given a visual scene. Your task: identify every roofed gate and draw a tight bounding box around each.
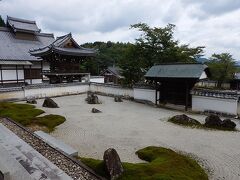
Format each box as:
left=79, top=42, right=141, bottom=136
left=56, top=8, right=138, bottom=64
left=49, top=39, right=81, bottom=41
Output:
left=145, top=63, right=209, bottom=110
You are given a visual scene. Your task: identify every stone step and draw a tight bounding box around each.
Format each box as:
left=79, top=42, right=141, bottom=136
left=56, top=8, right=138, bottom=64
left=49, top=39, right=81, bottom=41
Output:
left=0, top=123, right=73, bottom=180
left=34, top=131, right=78, bottom=156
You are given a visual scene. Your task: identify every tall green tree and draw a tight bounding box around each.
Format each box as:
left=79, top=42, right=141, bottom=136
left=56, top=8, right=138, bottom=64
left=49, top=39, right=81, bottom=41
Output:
left=119, top=44, right=144, bottom=86
left=130, top=23, right=204, bottom=69
left=207, top=53, right=236, bottom=88
left=118, top=23, right=204, bottom=85
left=0, top=16, right=5, bottom=27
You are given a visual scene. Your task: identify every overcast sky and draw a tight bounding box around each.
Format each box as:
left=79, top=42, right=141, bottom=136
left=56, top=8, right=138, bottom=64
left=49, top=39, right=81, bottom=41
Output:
left=1, top=0, right=240, bottom=60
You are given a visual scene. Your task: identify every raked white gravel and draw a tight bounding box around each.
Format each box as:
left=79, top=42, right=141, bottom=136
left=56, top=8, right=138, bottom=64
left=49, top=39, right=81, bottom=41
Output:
left=31, top=94, right=240, bottom=180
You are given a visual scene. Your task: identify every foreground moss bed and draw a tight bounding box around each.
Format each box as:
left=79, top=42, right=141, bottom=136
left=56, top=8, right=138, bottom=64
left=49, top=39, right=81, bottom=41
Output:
left=0, top=102, right=65, bottom=132
left=79, top=146, right=208, bottom=180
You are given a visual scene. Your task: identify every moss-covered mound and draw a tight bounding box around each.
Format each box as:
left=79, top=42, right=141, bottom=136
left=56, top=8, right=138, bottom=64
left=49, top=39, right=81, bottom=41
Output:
left=0, top=102, right=65, bottom=132
left=79, top=146, right=208, bottom=180
left=168, top=114, right=201, bottom=127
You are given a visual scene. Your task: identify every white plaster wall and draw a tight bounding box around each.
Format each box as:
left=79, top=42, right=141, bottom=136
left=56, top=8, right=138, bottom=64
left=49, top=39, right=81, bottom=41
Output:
left=25, top=79, right=43, bottom=84
left=0, top=90, right=25, bottom=101
left=90, top=84, right=133, bottom=97
left=25, top=84, right=89, bottom=99
left=133, top=88, right=156, bottom=103
left=18, top=69, right=24, bottom=79
left=192, top=95, right=238, bottom=115
left=2, top=70, right=17, bottom=80
left=90, top=77, right=104, bottom=83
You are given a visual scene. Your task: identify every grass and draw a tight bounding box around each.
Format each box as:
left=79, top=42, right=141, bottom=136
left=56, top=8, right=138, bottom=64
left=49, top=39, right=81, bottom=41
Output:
left=0, top=102, right=65, bottom=132
left=78, top=146, right=208, bottom=180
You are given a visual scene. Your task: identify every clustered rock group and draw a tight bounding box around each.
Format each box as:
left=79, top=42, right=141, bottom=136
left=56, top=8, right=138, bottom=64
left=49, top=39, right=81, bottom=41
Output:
left=170, top=114, right=236, bottom=130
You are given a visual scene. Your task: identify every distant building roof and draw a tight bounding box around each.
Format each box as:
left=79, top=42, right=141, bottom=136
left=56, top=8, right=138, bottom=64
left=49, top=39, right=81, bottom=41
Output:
left=29, top=33, right=96, bottom=57
left=7, top=16, right=41, bottom=33
left=145, top=63, right=209, bottom=79
left=100, top=66, right=124, bottom=79
left=0, top=26, right=54, bottom=61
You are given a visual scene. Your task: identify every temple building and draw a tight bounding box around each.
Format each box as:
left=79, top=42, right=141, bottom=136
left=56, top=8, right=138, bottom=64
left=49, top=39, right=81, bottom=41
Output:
left=0, top=16, right=95, bottom=86
left=29, top=33, right=96, bottom=83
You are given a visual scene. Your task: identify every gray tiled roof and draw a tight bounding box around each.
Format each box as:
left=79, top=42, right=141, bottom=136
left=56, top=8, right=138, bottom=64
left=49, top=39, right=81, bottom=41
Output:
left=145, top=63, right=208, bottom=79
left=7, top=16, right=40, bottom=33
left=0, top=27, right=54, bottom=61
left=30, top=33, right=96, bottom=57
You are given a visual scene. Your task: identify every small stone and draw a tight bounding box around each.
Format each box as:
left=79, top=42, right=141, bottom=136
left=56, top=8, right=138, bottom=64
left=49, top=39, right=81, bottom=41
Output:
left=86, top=93, right=100, bottom=104
left=114, top=96, right=123, bottom=102
left=91, top=108, right=102, bottom=113
left=42, top=97, right=59, bottom=108
left=26, top=99, right=37, bottom=104
left=221, top=119, right=236, bottom=130
left=204, top=114, right=222, bottom=128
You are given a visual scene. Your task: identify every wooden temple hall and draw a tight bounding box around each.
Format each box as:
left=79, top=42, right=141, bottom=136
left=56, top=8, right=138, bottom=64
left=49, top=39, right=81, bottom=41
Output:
left=0, top=16, right=95, bottom=86
left=145, top=63, right=210, bottom=110
left=29, top=33, right=96, bottom=84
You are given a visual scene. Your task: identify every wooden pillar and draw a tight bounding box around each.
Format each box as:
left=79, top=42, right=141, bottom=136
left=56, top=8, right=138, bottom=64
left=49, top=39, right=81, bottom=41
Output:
left=30, top=65, right=32, bottom=84
left=0, top=65, right=3, bottom=86
left=23, top=65, right=25, bottom=84
left=16, top=65, right=18, bottom=83
left=185, top=82, right=189, bottom=111
left=155, top=80, right=157, bottom=105
left=41, top=60, right=43, bottom=81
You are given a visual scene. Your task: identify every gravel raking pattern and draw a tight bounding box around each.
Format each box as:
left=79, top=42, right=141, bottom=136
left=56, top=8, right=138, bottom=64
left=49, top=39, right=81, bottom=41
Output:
left=0, top=118, right=102, bottom=180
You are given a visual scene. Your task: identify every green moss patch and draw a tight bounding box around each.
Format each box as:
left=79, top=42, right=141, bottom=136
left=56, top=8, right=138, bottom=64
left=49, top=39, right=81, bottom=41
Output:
left=0, top=102, right=65, bottom=132
left=33, top=114, right=66, bottom=132
left=79, top=146, right=208, bottom=180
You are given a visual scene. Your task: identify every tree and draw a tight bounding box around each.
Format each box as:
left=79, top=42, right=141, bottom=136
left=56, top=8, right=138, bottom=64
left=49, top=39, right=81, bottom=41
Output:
left=82, top=41, right=132, bottom=75
left=119, top=44, right=144, bottom=86
left=130, top=23, right=204, bottom=69
left=118, top=23, right=204, bottom=85
left=0, top=16, right=5, bottom=27
left=207, top=53, right=236, bottom=88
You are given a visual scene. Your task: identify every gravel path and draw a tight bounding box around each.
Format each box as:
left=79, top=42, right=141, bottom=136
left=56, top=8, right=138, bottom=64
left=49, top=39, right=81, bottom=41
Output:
left=0, top=118, right=101, bottom=180
left=32, top=94, right=240, bottom=180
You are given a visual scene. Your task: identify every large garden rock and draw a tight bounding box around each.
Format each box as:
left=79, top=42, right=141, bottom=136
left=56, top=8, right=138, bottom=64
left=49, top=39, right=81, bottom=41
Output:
left=204, top=114, right=222, bottom=128
left=86, top=93, right=100, bottom=104
left=42, top=97, right=59, bottom=108
left=26, top=99, right=37, bottom=104
left=91, top=108, right=102, bottom=113
left=169, top=114, right=201, bottom=126
left=114, top=96, right=123, bottom=102
left=103, top=148, right=124, bottom=180
left=221, top=119, right=236, bottom=130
